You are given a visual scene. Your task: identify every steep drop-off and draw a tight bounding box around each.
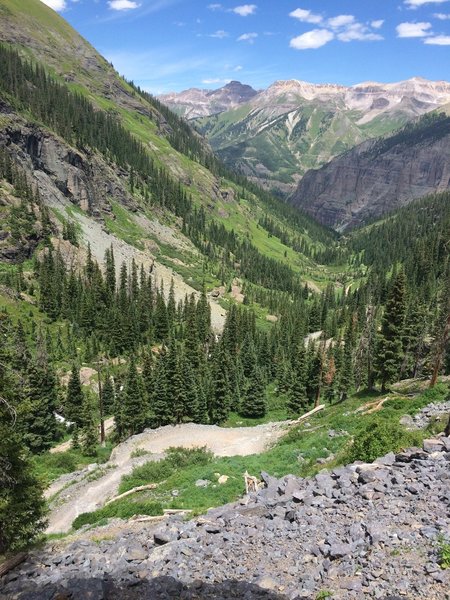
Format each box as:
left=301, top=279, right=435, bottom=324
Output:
left=289, top=111, right=450, bottom=230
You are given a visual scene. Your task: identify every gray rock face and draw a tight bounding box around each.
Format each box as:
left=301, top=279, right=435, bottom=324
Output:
left=3, top=437, right=450, bottom=599
left=290, top=113, right=450, bottom=230
left=0, top=109, right=136, bottom=219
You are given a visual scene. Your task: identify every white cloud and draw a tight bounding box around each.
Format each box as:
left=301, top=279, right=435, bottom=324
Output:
left=232, top=4, right=257, bottom=17
left=290, top=29, right=334, bottom=50
left=289, top=8, right=322, bottom=25
left=424, top=33, right=450, bottom=43
left=202, top=78, right=231, bottom=84
left=434, top=12, right=450, bottom=18
left=40, top=0, right=67, bottom=10
left=405, top=0, right=449, bottom=7
left=237, top=32, right=258, bottom=43
left=371, top=19, right=385, bottom=29
left=328, top=15, right=355, bottom=29
left=234, top=65, right=243, bottom=71
left=209, top=30, right=229, bottom=38
left=396, top=21, right=433, bottom=37
left=207, top=3, right=222, bottom=9
left=108, top=0, right=140, bottom=10
left=338, top=23, right=383, bottom=42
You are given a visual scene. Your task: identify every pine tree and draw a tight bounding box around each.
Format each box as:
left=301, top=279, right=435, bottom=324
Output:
left=65, top=365, right=84, bottom=426
left=102, top=375, right=115, bottom=414
left=152, top=351, right=173, bottom=426
left=209, top=345, right=230, bottom=423
left=122, top=355, right=146, bottom=436
left=240, top=368, right=267, bottom=418
left=287, top=345, right=308, bottom=415
left=0, top=408, right=47, bottom=553
left=375, top=271, right=407, bottom=391
left=23, top=360, right=59, bottom=453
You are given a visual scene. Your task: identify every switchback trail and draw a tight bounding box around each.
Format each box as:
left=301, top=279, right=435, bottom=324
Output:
left=45, top=421, right=290, bottom=534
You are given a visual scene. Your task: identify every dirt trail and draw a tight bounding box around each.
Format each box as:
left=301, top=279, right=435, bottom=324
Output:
left=45, top=421, right=289, bottom=535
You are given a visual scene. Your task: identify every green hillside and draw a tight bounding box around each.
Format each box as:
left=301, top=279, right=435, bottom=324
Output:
left=0, top=0, right=448, bottom=559
left=195, top=100, right=410, bottom=196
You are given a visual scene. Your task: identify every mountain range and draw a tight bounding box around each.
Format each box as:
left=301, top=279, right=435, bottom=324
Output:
left=161, top=78, right=450, bottom=197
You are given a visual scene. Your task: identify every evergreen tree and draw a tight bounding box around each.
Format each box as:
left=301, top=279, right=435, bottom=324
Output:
left=287, top=344, right=308, bottom=415
left=152, top=351, right=173, bottom=426
left=375, top=271, right=407, bottom=391
left=122, top=356, right=146, bottom=436
left=240, top=368, right=267, bottom=418
left=0, top=407, right=47, bottom=553
left=23, top=360, right=59, bottom=453
left=65, top=365, right=84, bottom=426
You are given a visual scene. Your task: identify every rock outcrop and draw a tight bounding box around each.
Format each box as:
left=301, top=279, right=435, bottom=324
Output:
left=289, top=112, right=450, bottom=230
left=3, top=437, right=450, bottom=599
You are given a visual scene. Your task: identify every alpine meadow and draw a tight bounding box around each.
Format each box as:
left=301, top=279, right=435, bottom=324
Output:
left=0, top=1, right=449, bottom=599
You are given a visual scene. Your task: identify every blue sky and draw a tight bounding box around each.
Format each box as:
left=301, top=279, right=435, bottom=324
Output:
left=42, top=0, right=450, bottom=93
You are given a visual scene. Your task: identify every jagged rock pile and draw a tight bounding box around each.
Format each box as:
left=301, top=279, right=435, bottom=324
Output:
left=412, top=401, right=450, bottom=429
left=2, top=437, right=450, bottom=600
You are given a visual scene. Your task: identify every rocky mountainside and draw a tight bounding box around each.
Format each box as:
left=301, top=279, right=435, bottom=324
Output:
left=289, top=110, right=450, bottom=230
left=161, top=77, right=450, bottom=196
left=3, top=435, right=450, bottom=599
left=159, top=81, right=258, bottom=119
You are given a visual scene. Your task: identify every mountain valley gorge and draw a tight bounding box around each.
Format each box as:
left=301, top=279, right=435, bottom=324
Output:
left=0, top=1, right=449, bottom=599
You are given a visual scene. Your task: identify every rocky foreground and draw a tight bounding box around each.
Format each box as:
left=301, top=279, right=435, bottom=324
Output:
left=2, top=436, right=450, bottom=600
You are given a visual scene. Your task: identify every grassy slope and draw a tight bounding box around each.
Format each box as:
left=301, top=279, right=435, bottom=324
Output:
left=195, top=100, right=415, bottom=191
left=0, top=0, right=340, bottom=294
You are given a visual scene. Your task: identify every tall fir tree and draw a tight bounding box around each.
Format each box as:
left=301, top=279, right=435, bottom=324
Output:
left=375, top=271, right=407, bottom=391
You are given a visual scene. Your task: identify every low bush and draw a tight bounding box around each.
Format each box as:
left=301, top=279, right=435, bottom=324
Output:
left=345, top=419, right=423, bottom=463
left=72, top=500, right=163, bottom=530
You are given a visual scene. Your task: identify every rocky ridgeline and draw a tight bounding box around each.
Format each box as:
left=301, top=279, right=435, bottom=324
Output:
left=3, top=437, right=450, bottom=600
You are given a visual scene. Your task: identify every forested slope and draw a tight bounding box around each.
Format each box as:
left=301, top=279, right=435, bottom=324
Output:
left=0, top=0, right=448, bottom=560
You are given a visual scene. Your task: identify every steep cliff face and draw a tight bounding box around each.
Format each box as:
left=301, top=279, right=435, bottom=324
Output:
left=0, top=112, right=134, bottom=217
left=289, top=112, right=450, bottom=230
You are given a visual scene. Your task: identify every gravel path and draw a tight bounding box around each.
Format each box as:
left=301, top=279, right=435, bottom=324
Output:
left=45, top=421, right=289, bottom=534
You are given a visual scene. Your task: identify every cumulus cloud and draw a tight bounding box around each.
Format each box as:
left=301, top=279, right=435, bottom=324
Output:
left=434, top=12, right=450, bottom=18
left=289, top=8, right=323, bottom=25
left=290, top=29, right=334, bottom=50
left=232, top=4, right=257, bottom=17
left=405, top=0, right=449, bottom=7
left=289, top=10, right=383, bottom=50
left=337, top=23, right=383, bottom=42
left=396, top=21, right=433, bottom=37
left=328, top=15, right=355, bottom=29
left=424, top=33, right=450, bottom=43
left=237, top=32, right=258, bottom=43
left=108, top=0, right=140, bottom=10
left=41, top=0, right=67, bottom=10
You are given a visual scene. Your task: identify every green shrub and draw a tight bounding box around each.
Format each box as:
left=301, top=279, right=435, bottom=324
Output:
left=119, top=446, right=213, bottom=494
left=72, top=500, right=163, bottom=530
left=438, top=538, right=450, bottom=569
left=346, top=420, right=422, bottom=463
